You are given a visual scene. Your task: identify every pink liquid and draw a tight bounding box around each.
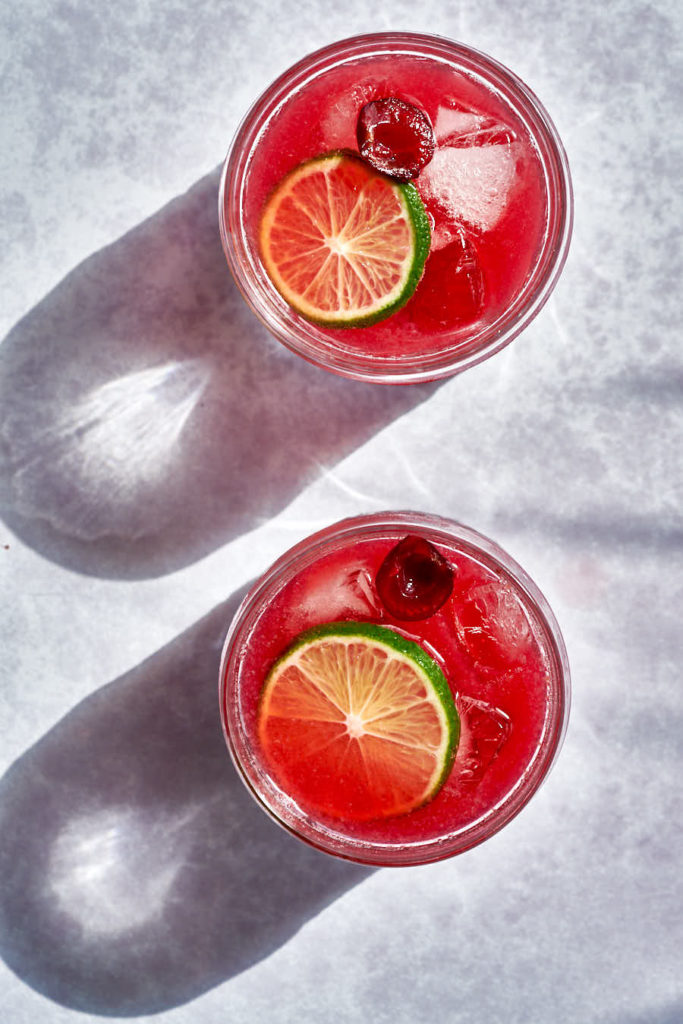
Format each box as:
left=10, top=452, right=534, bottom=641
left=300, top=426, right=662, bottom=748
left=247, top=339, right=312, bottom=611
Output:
left=232, top=530, right=557, bottom=849
left=242, top=52, right=549, bottom=360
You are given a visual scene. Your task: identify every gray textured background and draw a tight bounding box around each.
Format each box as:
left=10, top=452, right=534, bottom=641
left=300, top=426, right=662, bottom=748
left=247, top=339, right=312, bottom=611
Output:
left=1, top=2, right=681, bottom=1022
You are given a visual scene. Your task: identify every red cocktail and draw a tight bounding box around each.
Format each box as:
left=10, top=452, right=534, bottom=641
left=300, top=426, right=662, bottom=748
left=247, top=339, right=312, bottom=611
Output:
left=220, top=513, right=570, bottom=865
left=219, top=34, right=572, bottom=383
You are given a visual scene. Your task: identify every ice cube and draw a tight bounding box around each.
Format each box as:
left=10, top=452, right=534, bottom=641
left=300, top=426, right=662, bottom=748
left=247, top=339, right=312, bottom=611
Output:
left=456, top=120, right=516, bottom=147
left=408, top=227, right=485, bottom=327
left=454, top=581, right=532, bottom=670
left=456, top=695, right=512, bottom=785
left=419, top=141, right=518, bottom=232
left=297, top=565, right=384, bottom=626
left=433, top=104, right=484, bottom=144
left=319, top=81, right=383, bottom=150
left=433, top=98, right=516, bottom=145
left=429, top=219, right=464, bottom=252
left=344, top=567, right=384, bottom=617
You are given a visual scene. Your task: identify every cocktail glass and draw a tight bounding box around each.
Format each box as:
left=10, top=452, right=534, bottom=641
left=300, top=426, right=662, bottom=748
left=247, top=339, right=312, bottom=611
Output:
left=219, top=33, right=572, bottom=384
left=219, top=511, right=570, bottom=866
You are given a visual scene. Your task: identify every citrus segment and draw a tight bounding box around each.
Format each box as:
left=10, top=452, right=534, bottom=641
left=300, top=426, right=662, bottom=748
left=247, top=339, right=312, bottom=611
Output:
left=257, top=622, right=459, bottom=821
left=259, top=152, right=430, bottom=326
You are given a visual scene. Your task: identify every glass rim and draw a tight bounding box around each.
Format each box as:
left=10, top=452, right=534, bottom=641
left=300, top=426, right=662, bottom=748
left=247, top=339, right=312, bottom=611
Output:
left=219, top=511, right=571, bottom=866
left=218, top=31, right=573, bottom=384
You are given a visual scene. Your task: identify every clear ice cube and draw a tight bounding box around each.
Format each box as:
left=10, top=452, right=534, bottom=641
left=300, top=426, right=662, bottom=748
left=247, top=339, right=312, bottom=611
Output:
left=433, top=104, right=484, bottom=144
left=319, top=82, right=381, bottom=150
left=433, top=100, right=517, bottom=147
left=297, top=565, right=384, bottom=625
left=456, top=695, right=512, bottom=784
left=420, top=103, right=518, bottom=232
left=454, top=120, right=516, bottom=147
left=420, top=143, right=517, bottom=232
left=408, top=226, right=485, bottom=326
left=344, top=567, right=384, bottom=617
left=454, top=581, right=532, bottom=670
left=429, top=219, right=464, bottom=253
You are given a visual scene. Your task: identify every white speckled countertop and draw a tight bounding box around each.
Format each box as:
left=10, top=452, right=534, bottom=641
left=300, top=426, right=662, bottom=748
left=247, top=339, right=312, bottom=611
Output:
left=1, top=2, right=681, bottom=1022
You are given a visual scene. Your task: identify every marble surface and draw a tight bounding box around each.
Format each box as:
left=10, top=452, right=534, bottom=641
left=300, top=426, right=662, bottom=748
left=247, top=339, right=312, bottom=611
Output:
left=1, top=2, right=681, bottom=1022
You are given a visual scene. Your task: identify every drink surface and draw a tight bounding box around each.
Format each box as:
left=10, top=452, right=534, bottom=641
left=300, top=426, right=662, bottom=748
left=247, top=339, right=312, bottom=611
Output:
left=232, top=530, right=556, bottom=849
left=242, top=51, right=548, bottom=360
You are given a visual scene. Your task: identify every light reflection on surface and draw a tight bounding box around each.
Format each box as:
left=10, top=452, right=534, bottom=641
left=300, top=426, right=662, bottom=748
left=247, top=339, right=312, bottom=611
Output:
left=47, top=805, right=199, bottom=938
left=8, top=358, right=209, bottom=539
left=50, top=360, right=209, bottom=475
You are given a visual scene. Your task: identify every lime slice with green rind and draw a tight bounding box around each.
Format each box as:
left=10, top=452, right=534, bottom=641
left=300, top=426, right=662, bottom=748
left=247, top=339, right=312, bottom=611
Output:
left=259, top=152, right=431, bottom=328
left=257, top=621, right=459, bottom=821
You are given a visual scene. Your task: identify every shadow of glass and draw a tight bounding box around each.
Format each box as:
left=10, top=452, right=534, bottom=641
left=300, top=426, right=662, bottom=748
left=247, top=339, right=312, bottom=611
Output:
left=0, top=588, right=373, bottom=1016
left=605, top=1006, right=683, bottom=1024
left=0, top=167, right=438, bottom=579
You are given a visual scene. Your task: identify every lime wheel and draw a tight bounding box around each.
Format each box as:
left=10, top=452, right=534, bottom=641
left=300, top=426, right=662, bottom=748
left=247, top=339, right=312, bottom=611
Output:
left=257, top=621, right=459, bottom=821
left=259, top=152, right=430, bottom=327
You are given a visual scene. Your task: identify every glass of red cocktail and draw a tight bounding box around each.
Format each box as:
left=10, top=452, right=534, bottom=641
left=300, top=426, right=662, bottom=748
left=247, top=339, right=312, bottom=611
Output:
left=219, top=512, right=570, bottom=866
left=219, top=33, right=572, bottom=383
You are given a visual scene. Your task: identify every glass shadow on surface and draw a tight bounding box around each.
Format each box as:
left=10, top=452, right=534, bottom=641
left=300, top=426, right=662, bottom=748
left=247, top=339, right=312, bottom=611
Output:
left=0, top=168, right=438, bottom=581
left=0, top=588, right=373, bottom=1016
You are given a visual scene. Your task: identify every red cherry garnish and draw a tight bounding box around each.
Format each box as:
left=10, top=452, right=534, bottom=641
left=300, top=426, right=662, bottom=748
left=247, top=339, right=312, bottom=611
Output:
left=357, top=97, right=436, bottom=182
left=376, top=535, right=454, bottom=621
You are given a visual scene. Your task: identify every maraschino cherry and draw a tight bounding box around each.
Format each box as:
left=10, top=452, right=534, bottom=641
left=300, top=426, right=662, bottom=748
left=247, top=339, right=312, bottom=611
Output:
left=357, top=97, right=435, bottom=182
left=376, top=535, right=454, bottom=620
